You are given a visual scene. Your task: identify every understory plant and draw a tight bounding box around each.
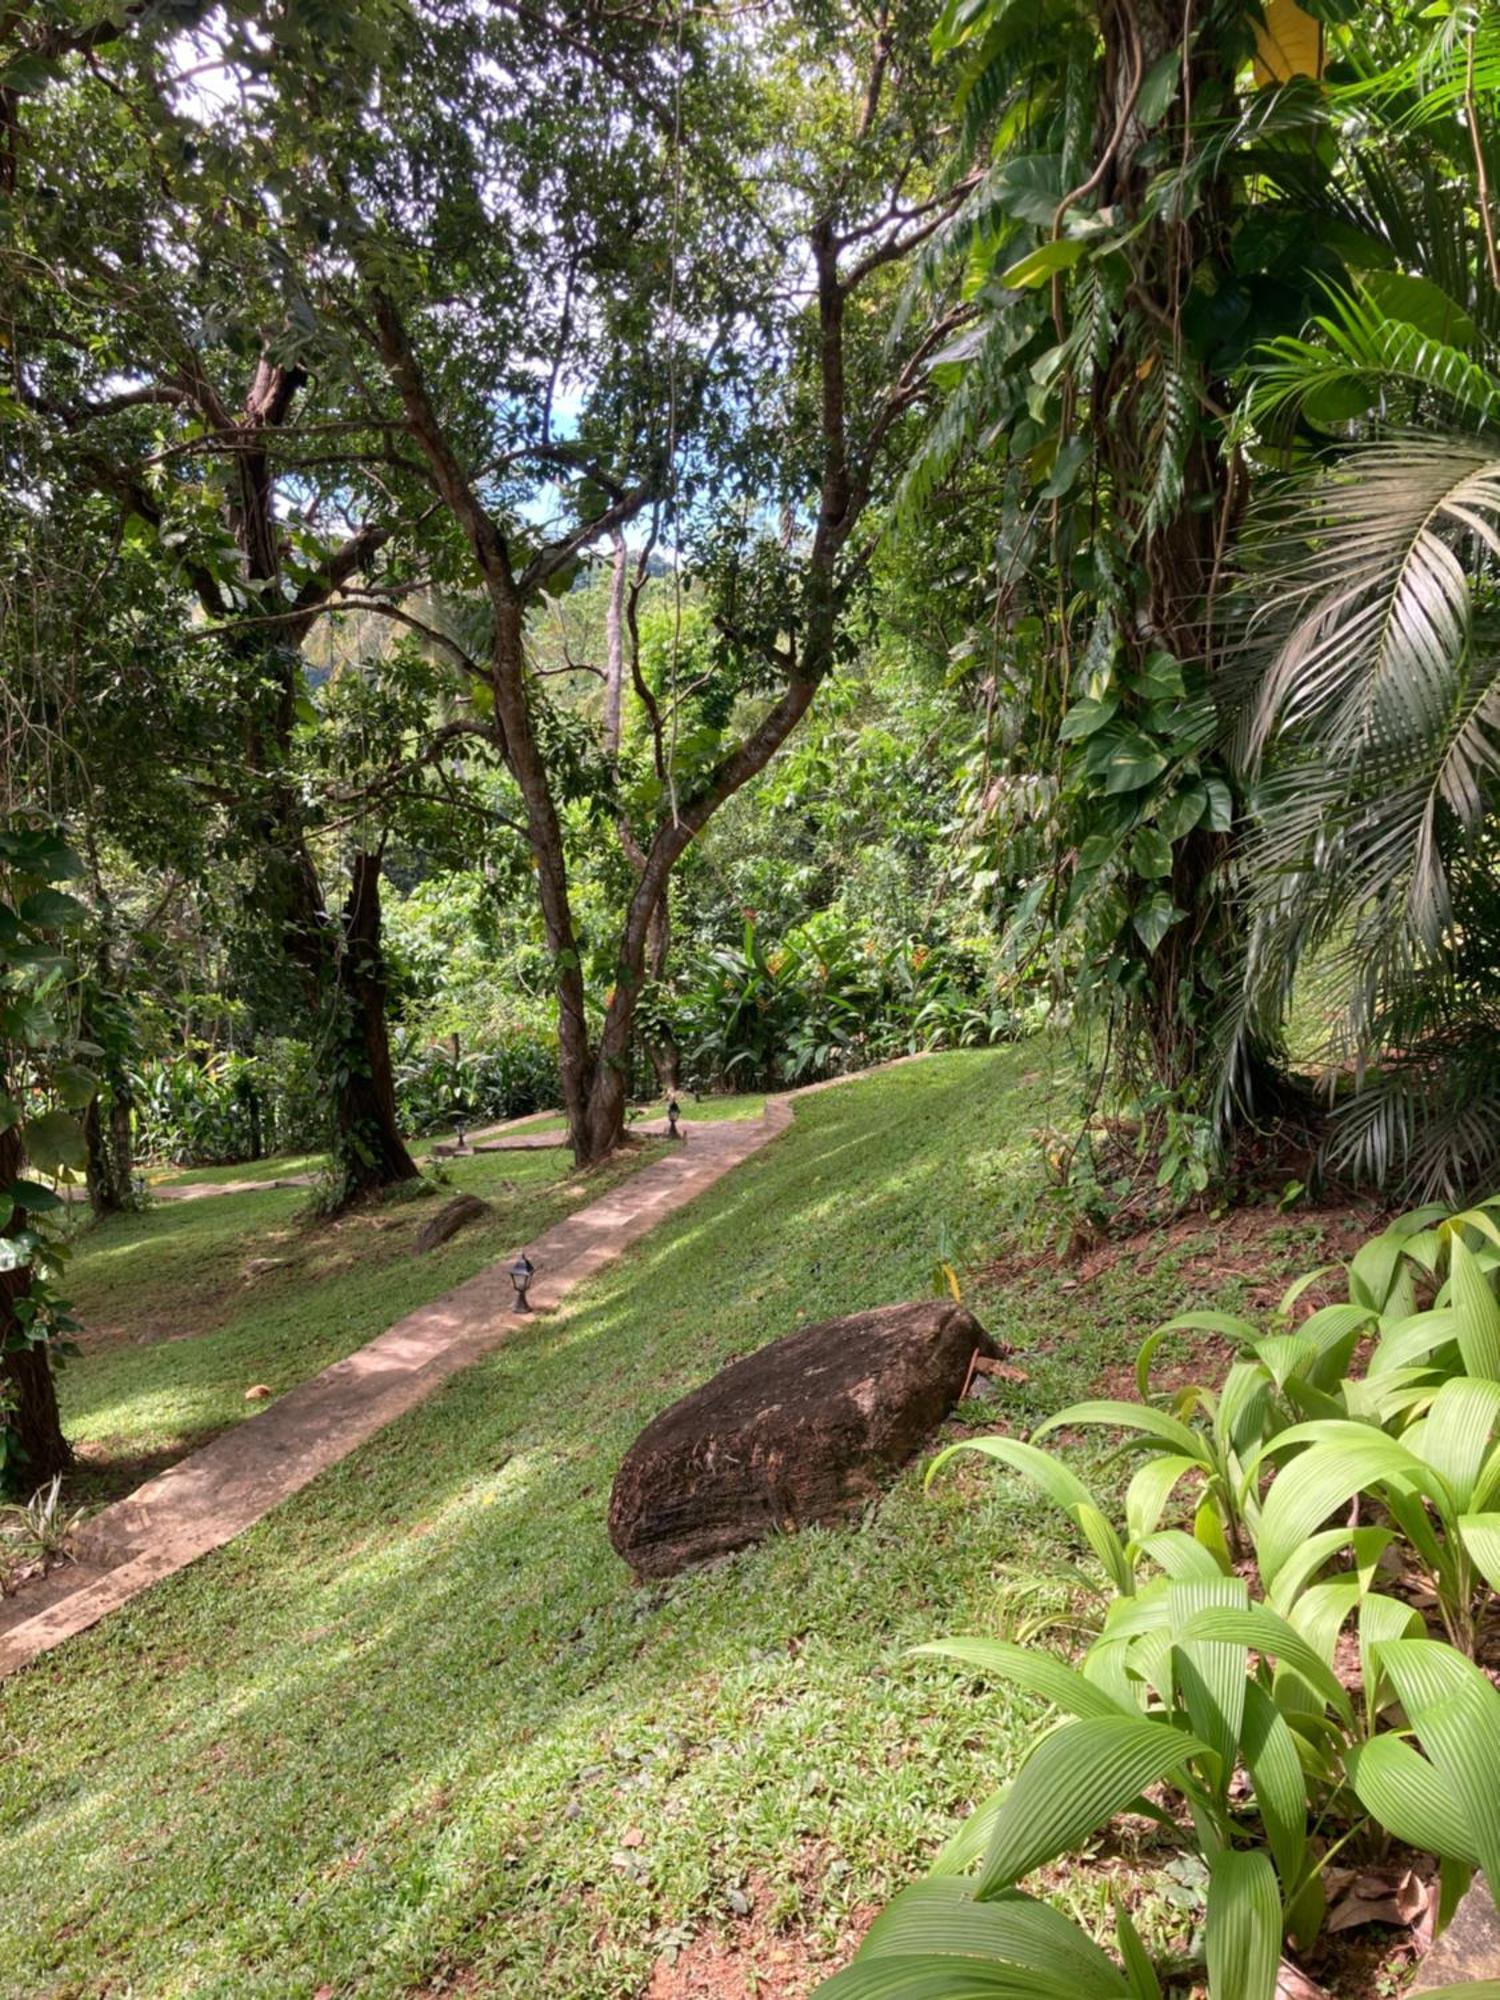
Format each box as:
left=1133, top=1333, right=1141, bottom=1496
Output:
left=661, top=918, right=1013, bottom=1092
left=820, top=1195, right=1500, bottom=1997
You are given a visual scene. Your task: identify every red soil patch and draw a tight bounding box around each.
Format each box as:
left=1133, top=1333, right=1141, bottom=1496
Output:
left=642, top=1903, right=876, bottom=2000
left=1069, top=1196, right=1388, bottom=1294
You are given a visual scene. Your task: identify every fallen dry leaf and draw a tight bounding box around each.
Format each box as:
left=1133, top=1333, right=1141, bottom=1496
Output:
left=243, top=1384, right=273, bottom=1402
left=622, top=1825, right=645, bottom=1848
left=1276, top=1962, right=1328, bottom=2000
left=1324, top=1864, right=1426, bottom=1934
left=971, top=1357, right=1029, bottom=1383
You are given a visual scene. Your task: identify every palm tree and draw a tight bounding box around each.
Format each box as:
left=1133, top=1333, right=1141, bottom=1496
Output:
left=1233, top=298, right=1500, bottom=1195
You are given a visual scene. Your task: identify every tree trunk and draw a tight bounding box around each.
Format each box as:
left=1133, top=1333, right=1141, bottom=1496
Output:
left=603, top=527, right=627, bottom=760
left=83, top=1086, right=134, bottom=1215
left=642, top=892, right=680, bottom=1093
left=1090, top=0, right=1245, bottom=1102
left=0, top=1113, right=70, bottom=1493
left=332, top=850, right=419, bottom=1201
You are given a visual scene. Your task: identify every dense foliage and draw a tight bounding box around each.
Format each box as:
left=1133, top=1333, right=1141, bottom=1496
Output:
left=834, top=1193, right=1500, bottom=1997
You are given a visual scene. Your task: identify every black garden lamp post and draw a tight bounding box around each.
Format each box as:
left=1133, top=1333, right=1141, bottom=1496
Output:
left=509, top=1252, right=535, bottom=1312
left=666, top=1096, right=681, bottom=1139
left=454, top=1115, right=468, bottom=1151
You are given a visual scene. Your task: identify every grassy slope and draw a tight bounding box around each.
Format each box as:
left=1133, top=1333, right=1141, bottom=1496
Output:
left=59, top=1144, right=666, bottom=1498
left=0, top=1051, right=1346, bottom=1998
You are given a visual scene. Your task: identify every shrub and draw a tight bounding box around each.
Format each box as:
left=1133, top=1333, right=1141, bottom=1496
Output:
left=391, top=1025, right=561, bottom=1135
left=659, top=918, right=1017, bottom=1092
left=821, top=1196, right=1500, bottom=1997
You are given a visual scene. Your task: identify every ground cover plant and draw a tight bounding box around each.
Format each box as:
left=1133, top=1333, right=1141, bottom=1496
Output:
left=832, top=1187, right=1500, bottom=1997
left=0, top=1051, right=1388, bottom=1998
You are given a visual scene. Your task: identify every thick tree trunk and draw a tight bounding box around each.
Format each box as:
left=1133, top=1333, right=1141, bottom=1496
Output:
left=334, top=851, right=419, bottom=1200
left=260, top=809, right=416, bottom=1204
left=642, top=893, right=680, bottom=1093
left=1091, top=0, right=1245, bottom=1102
left=83, top=1085, right=134, bottom=1215
left=0, top=1114, right=70, bottom=1492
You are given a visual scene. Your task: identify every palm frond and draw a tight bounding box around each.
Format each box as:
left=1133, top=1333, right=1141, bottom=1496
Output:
left=1251, top=290, right=1500, bottom=433
left=1231, top=430, right=1500, bottom=1195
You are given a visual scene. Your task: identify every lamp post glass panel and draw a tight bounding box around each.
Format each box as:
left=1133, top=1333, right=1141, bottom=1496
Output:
left=510, top=1252, right=535, bottom=1312
left=454, top=1116, right=467, bottom=1152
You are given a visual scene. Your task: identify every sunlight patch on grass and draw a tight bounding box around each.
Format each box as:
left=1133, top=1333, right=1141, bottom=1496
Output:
left=0, top=1050, right=1352, bottom=1998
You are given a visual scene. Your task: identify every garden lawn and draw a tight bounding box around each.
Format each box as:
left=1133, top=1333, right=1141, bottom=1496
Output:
left=150, top=1150, right=330, bottom=1188
left=59, top=1143, right=666, bottom=1502
left=517, top=1092, right=769, bottom=1136
left=0, top=1050, right=1362, bottom=1998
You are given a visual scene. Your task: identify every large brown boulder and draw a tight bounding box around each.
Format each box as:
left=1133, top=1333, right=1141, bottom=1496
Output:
left=608, top=1300, right=995, bottom=1577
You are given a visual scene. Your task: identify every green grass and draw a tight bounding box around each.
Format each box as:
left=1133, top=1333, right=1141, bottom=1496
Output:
left=59, top=1144, right=663, bottom=1499
left=0, top=1050, right=1358, bottom=1998
left=511, top=1091, right=768, bottom=1136
left=150, top=1150, right=329, bottom=1187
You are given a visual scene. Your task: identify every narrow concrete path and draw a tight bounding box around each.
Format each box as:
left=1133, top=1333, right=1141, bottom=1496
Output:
left=152, top=1108, right=566, bottom=1200
left=0, top=1104, right=791, bottom=1677
left=154, top=1173, right=318, bottom=1202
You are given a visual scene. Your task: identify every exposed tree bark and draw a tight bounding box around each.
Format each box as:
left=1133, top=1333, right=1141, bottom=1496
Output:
left=207, top=359, right=413, bottom=1204
left=83, top=1087, right=134, bottom=1216
left=333, top=850, right=419, bottom=1200
left=0, top=1103, right=70, bottom=1492
left=1088, top=0, right=1252, bottom=1103
left=603, top=527, right=628, bottom=761
left=80, top=932, right=135, bottom=1217
left=363, top=38, right=958, bottom=1168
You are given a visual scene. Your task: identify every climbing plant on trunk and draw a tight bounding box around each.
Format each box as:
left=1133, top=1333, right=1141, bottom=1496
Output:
left=0, top=824, right=95, bottom=1494
left=903, top=0, right=1346, bottom=1190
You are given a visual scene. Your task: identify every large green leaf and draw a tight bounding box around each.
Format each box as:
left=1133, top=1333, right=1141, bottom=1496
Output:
left=1359, top=271, right=1477, bottom=350
left=1408, top=1377, right=1500, bottom=1508
left=1133, top=1529, right=1225, bottom=1580
left=815, top=1959, right=1082, bottom=1998
left=1125, top=1455, right=1205, bottom=1541
left=859, top=1880, right=1128, bottom=1995
left=1448, top=1236, right=1500, bottom=1380
left=1033, top=1401, right=1209, bottom=1460
left=1368, top=1308, right=1459, bottom=1376
left=1239, top=1681, right=1308, bottom=1902
left=1356, top=1591, right=1424, bottom=1720
left=912, top=1638, right=1127, bottom=1719
left=1255, top=1426, right=1447, bottom=1586
left=928, top=1791, right=1009, bottom=1880
left=976, top=1715, right=1205, bottom=1893
left=1168, top=1577, right=1249, bottom=1796
left=17, top=886, right=88, bottom=929
left=1137, top=1315, right=1260, bottom=1396
left=1346, top=1735, right=1479, bottom=1866
left=999, top=237, right=1088, bottom=290
left=1176, top=1604, right=1354, bottom=1724
left=1099, top=730, right=1169, bottom=796
left=928, top=1438, right=1133, bottom=1595
left=21, top=1108, right=87, bottom=1176
left=1112, top=1900, right=1161, bottom=2000
left=1459, top=1513, right=1500, bottom=1596
left=1375, top=1640, right=1500, bottom=1883
left=1131, top=892, right=1182, bottom=952
left=1205, top=1848, right=1280, bottom=2000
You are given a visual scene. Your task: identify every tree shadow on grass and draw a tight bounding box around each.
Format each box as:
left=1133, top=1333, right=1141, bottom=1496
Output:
left=0, top=1052, right=1064, bottom=2000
